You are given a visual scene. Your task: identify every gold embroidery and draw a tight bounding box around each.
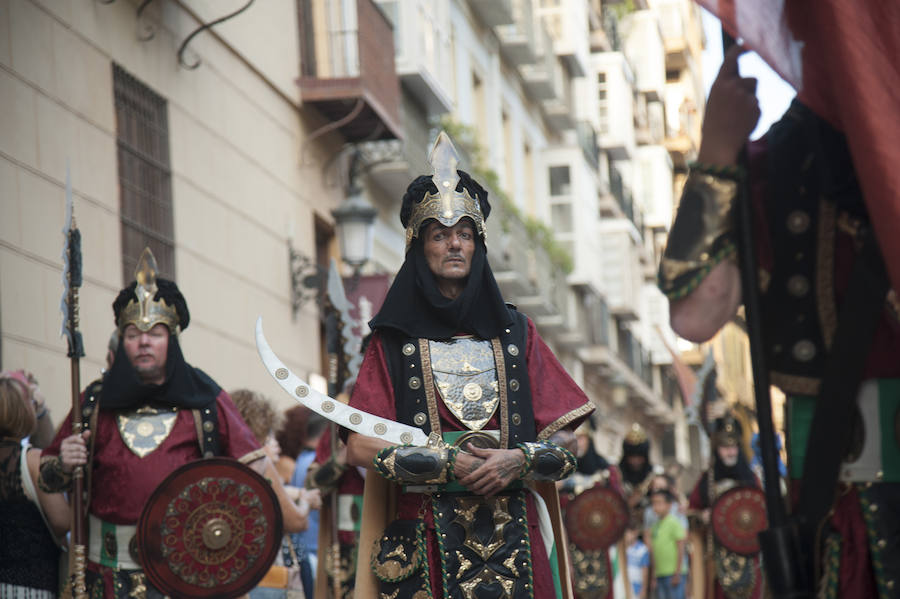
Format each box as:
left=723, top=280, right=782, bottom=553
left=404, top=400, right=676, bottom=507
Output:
left=458, top=569, right=515, bottom=599
left=456, top=550, right=473, bottom=576
left=491, top=337, right=510, bottom=448
left=419, top=339, right=442, bottom=437
left=503, top=549, right=521, bottom=577
left=538, top=402, right=594, bottom=441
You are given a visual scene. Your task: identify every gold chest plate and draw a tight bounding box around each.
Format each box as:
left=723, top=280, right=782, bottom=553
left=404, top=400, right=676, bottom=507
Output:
left=117, top=405, right=179, bottom=458
left=429, top=338, right=499, bottom=431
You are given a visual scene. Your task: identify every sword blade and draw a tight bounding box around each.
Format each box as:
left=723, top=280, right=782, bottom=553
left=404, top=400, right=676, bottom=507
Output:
left=255, top=317, right=429, bottom=446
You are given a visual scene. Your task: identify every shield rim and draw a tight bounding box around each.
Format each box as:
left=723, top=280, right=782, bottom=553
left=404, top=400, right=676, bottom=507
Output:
left=564, top=485, right=629, bottom=550
left=136, top=457, right=283, bottom=599
left=711, top=485, right=767, bottom=555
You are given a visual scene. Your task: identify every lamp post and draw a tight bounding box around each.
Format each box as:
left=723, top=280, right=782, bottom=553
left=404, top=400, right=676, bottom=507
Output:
left=332, top=185, right=377, bottom=274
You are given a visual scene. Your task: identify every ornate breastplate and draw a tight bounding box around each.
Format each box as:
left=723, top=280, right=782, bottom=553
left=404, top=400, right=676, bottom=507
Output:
left=428, top=337, right=499, bottom=431
left=117, top=405, right=178, bottom=458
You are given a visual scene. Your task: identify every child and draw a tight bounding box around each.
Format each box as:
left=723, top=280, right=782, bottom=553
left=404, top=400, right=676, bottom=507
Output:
left=625, top=524, right=650, bottom=599
left=649, top=489, right=686, bottom=599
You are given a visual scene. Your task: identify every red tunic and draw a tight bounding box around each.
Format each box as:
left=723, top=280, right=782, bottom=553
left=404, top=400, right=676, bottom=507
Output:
left=351, top=317, right=593, bottom=599
left=43, top=389, right=261, bottom=524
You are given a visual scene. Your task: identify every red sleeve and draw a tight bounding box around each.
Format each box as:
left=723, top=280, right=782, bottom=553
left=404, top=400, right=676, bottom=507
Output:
left=216, top=390, right=263, bottom=460
left=347, top=333, right=396, bottom=421
left=688, top=478, right=706, bottom=510
left=42, top=397, right=81, bottom=458
left=525, top=317, right=594, bottom=439
left=607, top=464, right=625, bottom=496
left=314, top=430, right=332, bottom=463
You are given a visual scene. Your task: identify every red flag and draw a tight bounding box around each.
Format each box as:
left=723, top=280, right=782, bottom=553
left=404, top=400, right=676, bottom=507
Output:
left=698, top=0, right=900, bottom=290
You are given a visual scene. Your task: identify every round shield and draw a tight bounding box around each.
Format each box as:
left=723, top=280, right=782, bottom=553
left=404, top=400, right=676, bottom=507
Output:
left=564, top=486, right=629, bottom=550
left=712, top=485, right=767, bottom=555
left=137, top=458, right=283, bottom=598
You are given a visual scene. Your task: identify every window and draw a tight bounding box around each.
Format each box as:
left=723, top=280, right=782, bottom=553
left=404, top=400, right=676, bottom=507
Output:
left=549, top=165, right=571, bottom=196
left=114, top=64, right=175, bottom=284
left=551, top=203, right=574, bottom=233
left=597, top=71, right=609, bottom=135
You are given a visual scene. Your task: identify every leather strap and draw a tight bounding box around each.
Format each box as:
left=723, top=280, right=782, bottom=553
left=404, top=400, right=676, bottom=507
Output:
left=795, top=226, right=889, bottom=549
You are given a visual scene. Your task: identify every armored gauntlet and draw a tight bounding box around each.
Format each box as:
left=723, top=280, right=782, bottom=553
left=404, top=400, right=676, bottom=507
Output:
left=516, top=441, right=576, bottom=481
left=307, top=459, right=347, bottom=493
left=38, top=456, right=72, bottom=493
left=373, top=444, right=459, bottom=485
left=658, top=169, right=739, bottom=300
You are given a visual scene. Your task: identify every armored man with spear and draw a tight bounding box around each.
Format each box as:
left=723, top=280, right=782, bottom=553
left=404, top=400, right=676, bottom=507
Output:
left=40, top=243, right=309, bottom=599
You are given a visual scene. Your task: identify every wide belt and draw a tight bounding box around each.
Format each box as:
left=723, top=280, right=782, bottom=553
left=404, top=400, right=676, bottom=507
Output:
left=404, top=430, right=510, bottom=494
left=337, top=493, right=363, bottom=532
left=788, top=378, right=900, bottom=483
left=88, top=514, right=141, bottom=570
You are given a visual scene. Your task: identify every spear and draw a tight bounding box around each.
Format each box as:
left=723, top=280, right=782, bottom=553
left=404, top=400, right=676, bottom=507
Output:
left=60, top=163, right=87, bottom=599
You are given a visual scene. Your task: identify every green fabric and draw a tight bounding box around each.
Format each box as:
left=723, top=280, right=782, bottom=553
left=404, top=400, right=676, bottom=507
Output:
left=787, top=380, right=900, bottom=481
left=549, top=544, right=563, bottom=599
left=787, top=395, right=815, bottom=480
left=99, top=520, right=117, bottom=568
left=877, top=380, right=900, bottom=481
left=650, top=513, right=685, bottom=577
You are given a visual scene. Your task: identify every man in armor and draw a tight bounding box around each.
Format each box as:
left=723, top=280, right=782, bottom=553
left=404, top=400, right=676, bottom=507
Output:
left=688, top=414, right=763, bottom=599
left=559, top=420, right=624, bottom=599
left=39, top=248, right=309, bottom=598
left=619, top=423, right=654, bottom=523
left=344, top=133, right=594, bottom=599
left=659, top=44, right=900, bottom=598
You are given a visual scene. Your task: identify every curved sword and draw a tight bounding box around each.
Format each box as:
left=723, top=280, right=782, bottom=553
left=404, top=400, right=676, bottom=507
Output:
left=255, top=317, right=429, bottom=447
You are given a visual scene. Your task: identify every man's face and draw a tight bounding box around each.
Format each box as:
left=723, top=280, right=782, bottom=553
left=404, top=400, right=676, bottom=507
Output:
left=122, top=323, right=169, bottom=385
left=717, top=444, right=739, bottom=467
left=422, top=219, right=476, bottom=285
left=625, top=455, right=646, bottom=471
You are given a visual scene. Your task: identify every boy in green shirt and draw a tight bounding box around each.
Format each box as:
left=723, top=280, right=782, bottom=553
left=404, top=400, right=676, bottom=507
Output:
left=649, top=489, right=686, bottom=599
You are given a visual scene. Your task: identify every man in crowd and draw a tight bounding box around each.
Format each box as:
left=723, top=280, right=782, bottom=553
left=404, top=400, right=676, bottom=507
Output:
left=344, top=132, right=594, bottom=598
left=619, top=423, right=655, bottom=524
left=688, top=414, right=763, bottom=599
left=659, top=43, right=900, bottom=597
left=40, top=248, right=308, bottom=598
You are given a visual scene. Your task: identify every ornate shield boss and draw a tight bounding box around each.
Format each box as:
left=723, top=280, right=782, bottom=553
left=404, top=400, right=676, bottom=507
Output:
left=565, top=486, right=628, bottom=551
left=137, top=458, right=283, bottom=598
left=711, top=486, right=767, bottom=555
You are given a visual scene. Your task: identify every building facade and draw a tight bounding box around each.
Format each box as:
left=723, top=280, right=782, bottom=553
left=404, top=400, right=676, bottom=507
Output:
left=0, top=0, right=709, bottom=475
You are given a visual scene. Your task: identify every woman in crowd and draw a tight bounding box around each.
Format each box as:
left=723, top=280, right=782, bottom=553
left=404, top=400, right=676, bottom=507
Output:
left=0, top=370, right=70, bottom=598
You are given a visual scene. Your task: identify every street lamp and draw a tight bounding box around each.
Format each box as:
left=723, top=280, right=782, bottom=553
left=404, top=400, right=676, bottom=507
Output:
left=332, top=186, right=377, bottom=273
left=289, top=187, right=378, bottom=316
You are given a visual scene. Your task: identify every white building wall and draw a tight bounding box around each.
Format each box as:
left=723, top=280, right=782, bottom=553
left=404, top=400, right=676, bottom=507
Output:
left=0, top=0, right=340, bottom=415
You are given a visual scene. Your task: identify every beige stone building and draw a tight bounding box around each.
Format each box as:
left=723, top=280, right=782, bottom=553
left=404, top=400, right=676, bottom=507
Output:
left=0, top=0, right=358, bottom=416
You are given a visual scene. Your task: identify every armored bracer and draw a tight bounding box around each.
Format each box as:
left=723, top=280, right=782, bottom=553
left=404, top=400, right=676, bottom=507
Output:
left=658, top=168, right=739, bottom=300
left=307, top=459, right=347, bottom=493
left=517, top=441, right=576, bottom=481
left=38, top=456, right=72, bottom=493
left=373, top=444, right=459, bottom=484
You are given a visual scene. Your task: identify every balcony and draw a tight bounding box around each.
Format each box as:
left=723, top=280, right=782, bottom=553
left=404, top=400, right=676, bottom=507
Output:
left=467, top=0, right=515, bottom=27
left=297, top=0, right=402, bottom=141
left=380, top=0, right=454, bottom=117
left=656, top=1, right=689, bottom=71
left=520, top=24, right=558, bottom=101
left=576, top=121, right=600, bottom=169
left=495, top=0, right=538, bottom=66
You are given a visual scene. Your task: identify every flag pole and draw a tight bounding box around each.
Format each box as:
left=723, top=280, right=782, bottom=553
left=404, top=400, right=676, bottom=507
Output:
left=720, top=29, right=811, bottom=599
